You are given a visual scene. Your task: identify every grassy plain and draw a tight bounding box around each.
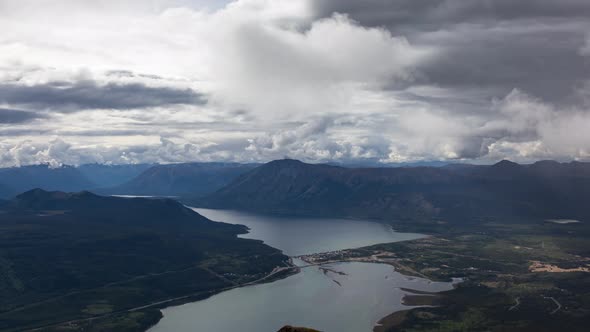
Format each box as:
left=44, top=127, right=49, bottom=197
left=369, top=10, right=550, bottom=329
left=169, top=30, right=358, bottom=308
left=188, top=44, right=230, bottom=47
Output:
left=311, top=219, right=590, bottom=332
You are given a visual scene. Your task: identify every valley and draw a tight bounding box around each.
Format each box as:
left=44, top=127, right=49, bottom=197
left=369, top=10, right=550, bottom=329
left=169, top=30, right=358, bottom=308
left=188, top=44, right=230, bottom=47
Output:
left=4, top=1, right=590, bottom=330
left=1, top=159, right=590, bottom=332
left=149, top=208, right=454, bottom=332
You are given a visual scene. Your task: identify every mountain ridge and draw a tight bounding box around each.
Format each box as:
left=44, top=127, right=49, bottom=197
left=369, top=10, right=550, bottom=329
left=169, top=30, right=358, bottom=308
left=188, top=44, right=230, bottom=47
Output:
left=0, top=188, right=289, bottom=331
left=101, top=162, right=260, bottom=197
left=198, top=159, right=590, bottom=224
left=0, top=163, right=153, bottom=198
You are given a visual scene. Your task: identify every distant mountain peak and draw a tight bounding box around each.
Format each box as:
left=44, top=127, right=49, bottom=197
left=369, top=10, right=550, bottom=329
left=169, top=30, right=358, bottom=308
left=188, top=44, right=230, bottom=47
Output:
left=492, top=159, right=521, bottom=168
left=267, top=159, right=305, bottom=166
left=103, top=162, right=259, bottom=197
left=16, top=188, right=98, bottom=201
left=16, top=188, right=64, bottom=200
left=258, top=159, right=310, bottom=172
left=0, top=165, right=96, bottom=198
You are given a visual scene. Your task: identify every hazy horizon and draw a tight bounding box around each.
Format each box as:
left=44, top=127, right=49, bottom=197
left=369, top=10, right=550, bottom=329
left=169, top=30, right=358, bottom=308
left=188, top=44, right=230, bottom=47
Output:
left=2, top=157, right=589, bottom=169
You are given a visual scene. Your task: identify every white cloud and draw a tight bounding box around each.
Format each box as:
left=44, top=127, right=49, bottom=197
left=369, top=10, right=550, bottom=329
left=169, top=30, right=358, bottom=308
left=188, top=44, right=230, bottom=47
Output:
left=0, top=0, right=430, bottom=117
left=1, top=88, right=590, bottom=165
left=375, top=89, right=590, bottom=163
left=0, top=136, right=219, bottom=167
left=0, top=0, right=588, bottom=166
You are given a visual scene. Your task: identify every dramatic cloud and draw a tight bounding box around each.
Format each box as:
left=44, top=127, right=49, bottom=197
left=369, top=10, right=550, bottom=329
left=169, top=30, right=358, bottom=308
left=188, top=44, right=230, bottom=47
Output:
left=245, top=117, right=392, bottom=162
left=314, top=0, right=590, bottom=102
left=313, top=0, right=590, bottom=27
left=0, top=81, right=205, bottom=112
left=0, top=137, right=223, bottom=168
left=0, top=108, right=45, bottom=124
left=0, top=0, right=588, bottom=166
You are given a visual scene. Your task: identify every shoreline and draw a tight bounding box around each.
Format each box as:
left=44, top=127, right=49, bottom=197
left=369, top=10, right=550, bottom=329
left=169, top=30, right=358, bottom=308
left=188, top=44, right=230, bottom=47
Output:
left=296, top=247, right=460, bottom=332
left=145, top=244, right=442, bottom=332
left=23, top=261, right=300, bottom=332
left=139, top=262, right=302, bottom=332
left=138, top=207, right=437, bottom=332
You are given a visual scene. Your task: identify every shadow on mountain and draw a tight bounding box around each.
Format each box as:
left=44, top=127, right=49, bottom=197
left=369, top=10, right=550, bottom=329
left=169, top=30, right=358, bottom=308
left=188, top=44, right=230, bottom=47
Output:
left=198, top=159, right=590, bottom=225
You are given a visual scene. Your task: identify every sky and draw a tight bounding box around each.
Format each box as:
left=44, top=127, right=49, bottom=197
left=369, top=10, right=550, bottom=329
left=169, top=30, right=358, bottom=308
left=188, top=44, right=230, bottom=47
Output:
left=0, top=0, right=589, bottom=166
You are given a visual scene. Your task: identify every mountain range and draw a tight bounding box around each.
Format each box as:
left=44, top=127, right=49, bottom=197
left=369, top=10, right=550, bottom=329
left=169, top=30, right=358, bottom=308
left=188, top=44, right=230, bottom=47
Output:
left=197, top=159, right=590, bottom=224
left=77, top=163, right=153, bottom=188
left=0, top=162, right=258, bottom=199
left=2, top=159, right=589, bottom=226
left=2, top=159, right=590, bottom=330
left=0, top=164, right=151, bottom=198
left=102, top=162, right=259, bottom=197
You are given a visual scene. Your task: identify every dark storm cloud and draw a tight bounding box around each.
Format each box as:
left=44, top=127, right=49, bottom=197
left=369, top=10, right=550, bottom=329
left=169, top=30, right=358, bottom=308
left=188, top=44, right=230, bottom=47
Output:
left=0, top=108, right=46, bottom=123
left=313, top=0, right=590, bottom=30
left=0, top=128, right=51, bottom=136
left=0, top=80, right=206, bottom=112
left=313, top=0, right=590, bottom=103
left=416, top=26, right=589, bottom=102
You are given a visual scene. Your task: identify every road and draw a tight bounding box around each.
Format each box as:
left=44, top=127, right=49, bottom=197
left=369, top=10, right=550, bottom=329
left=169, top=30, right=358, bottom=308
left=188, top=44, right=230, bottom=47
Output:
left=543, top=296, right=562, bottom=315
left=2, top=265, right=202, bottom=317
left=22, top=264, right=299, bottom=332
left=509, top=297, right=520, bottom=311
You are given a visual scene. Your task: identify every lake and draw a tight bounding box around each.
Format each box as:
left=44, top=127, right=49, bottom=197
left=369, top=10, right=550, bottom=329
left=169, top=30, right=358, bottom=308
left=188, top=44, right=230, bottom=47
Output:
left=149, top=209, right=454, bottom=332
left=193, top=208, right=425, bottom=256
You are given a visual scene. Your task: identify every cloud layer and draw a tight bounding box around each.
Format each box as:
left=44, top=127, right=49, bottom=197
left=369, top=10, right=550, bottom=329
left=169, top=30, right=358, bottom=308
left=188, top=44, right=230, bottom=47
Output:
left=0, top=81, right=205, bottom=112
left=0, top=0, right=589, bottom=166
